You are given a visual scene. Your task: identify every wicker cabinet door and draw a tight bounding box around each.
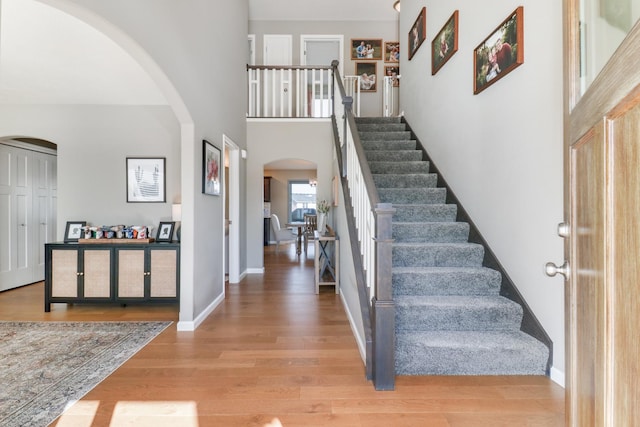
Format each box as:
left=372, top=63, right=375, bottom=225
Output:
left=117, top=249, right=145, bottom=298
left=50, top=249, right=78, bottom=297
left=149, top=248, right=178, bottom=298
left=83, top=249, right=111, bottom=298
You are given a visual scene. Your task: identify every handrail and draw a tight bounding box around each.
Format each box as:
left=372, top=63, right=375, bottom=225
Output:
left=331, top=61, right=396, bottom=391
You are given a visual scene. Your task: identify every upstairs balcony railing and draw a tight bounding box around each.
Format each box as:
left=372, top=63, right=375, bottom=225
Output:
left=247, top=65, right=361, bottom=118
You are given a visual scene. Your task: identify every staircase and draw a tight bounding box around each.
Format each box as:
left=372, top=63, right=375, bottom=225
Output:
left=355, top=116, right=549, bottom=376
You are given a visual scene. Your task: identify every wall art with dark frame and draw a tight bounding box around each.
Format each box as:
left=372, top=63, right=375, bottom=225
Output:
left=202, top=139, right=221, bottom=196
left=408, top=7, right=426, bottom=60
left=473, top=6, right=524, bottom=95
left=126, top=157, right=166, bottom=203
left=431, top=10, right=459, bottom=75
left=355, top=62, right=377, bottom=92
left=64, top=221, right=86, bottom=243
left=156, top=221, right=175, bottom=242
left=351, top=38, right=383, bottom=60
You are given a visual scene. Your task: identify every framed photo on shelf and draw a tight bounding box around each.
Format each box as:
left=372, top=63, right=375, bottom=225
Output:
left=202, top=140, right=221, bottom=196
left=64, top=221, right=86, bottom=243
left=384, top=41, right=400, bottom=63
left=126, top=157, right=166, bottom=203
left=355, top=62, right=377, bottom=92
left=473, top=6, right=524, bottom=95
left=351, top=38, right=383, bottom=60
left=408, top=7, right=426, bottom=60
left=431, top=10, right=459, bottom=75
left=156, top=221, right=175, bottom=242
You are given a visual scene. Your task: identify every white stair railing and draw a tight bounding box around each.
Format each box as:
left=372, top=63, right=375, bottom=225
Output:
left=247, top=65, right=333, bottom=118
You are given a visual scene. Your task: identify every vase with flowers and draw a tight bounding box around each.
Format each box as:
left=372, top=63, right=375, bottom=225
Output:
left=316, top=199, right=330, bottom=233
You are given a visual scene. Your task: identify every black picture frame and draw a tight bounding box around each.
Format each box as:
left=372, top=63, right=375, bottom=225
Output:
left=202, top=140, right=221, bottom=196
left=156, top=221, right=175, bottom=242
left=408, top=7, right=427, bottom=60
left=64, top=221, right=86, bottom=243
left=126, top=157, right=166, bottom=203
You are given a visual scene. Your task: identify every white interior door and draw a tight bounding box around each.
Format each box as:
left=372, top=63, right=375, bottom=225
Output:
left=263, top=35, right=292, bottom=117
left=264, top=34, right=292, bottom=66
left=301, top=35, right=343, bottom=117
left=301, top=35, right=343, bottom=73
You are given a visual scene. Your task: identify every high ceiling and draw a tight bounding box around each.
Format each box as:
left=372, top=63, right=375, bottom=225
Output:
left=0, top=0, right=398, bottom=105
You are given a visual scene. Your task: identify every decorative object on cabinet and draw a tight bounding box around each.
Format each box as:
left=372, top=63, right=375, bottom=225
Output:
left=473, top=6, right=524, bottom=95
left=44, top=241, right=180, bottom=312
left=351, top=38, right=383, bottom=60
left=202, top=139, right=221, bottom=196
left=156, top=221, right=175, bottom=242
left=172, top=203, right=182, bottom=241
left=64, top=221, right=86, bottom=243
left=408, top=7, right=426, bottom=60
left=432, top=10, right=459, bottom=75
left=126, top=157, right=166, bottom=202
left=355, top=62, right=377, bottom=92
left=384, top=41, right=399, bottom=63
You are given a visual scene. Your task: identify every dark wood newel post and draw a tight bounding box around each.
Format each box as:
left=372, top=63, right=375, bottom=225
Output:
left=372, top=202, right=396, bottom=390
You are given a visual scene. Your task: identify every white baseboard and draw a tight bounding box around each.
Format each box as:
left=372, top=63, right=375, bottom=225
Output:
left=550, top=366, right=565, bottom=388
left=246, top=267, right=265, bottom=274
left=176, top=293, right=225, bottom=331
left=340, top=292, right=366, bottom=363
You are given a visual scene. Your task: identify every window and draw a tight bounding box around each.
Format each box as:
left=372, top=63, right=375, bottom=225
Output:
left=288, top=180, right=316, bottom=222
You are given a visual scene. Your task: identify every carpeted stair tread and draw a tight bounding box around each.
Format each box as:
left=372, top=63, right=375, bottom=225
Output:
left=360, top=131, right=412, bottom=141
left=358, top=123, right=408, bottom=132
left=379, top=188, right=446, bottom=204
left=395, top=295, right=523, bottom=331
left=374, top=173, right=438, bottom=189
left=395, top=330, right=549, bottom=375
left=393, top=204, right=458, bottom=222
left=366, top=150, right=423, bottom=162
left=369, top=161, right=430, bottom=174
left=393, top=222, right=469, bottom=243
left=355, top=116, right=402, bottom=124
left=392, top=242, right=484, bottom=267
left=361, top=140, right=417, bottom=151
left=392, top=266, right=502, bottom=296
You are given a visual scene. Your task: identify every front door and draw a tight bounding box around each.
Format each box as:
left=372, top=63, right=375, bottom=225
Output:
left=563, top=1, right=640, bottom=425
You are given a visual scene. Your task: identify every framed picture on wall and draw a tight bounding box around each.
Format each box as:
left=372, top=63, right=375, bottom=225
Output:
left=384, top=66, right=400, bottom=87
left=473, top=6, right=524, bottom=94
left=202, top=139, right=221, bottom=196
left=355, top=62, right=377, bottom=92
left=351, top=38, right=383, bottom=60
left=64, top=221, right=86, bottom=242
left=384, top=41, right=400, bottom=63
left=126, top=157, right=166, bottom=203
left=431, top=10, right=459, bottom=75
left=408, top=7, right=426, bottom=60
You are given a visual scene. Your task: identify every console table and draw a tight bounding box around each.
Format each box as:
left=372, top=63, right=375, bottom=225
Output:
left=314, top=230, right=339, bottom=294
left=44, top=241, right=180, bottom=312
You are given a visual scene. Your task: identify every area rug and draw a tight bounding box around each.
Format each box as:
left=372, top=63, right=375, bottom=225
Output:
left=0, top=321, right=172, bottom=427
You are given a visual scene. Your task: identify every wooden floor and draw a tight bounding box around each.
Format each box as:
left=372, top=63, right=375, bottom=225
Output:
left=1, top=244, right=565, bottom=426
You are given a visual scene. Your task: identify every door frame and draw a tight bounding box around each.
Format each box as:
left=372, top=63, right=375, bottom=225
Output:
left=300, top=34, right=344, bottom=75
left=223, top=134, right=240, bottom=284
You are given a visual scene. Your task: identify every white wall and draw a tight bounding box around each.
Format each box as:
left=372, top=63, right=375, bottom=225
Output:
left=249, top=20, right=398, bottom=117
left=246, top=120, right=334, bottom=270
left=399, top=0, right=565, bottom=380
left=33, top=0, right=249, bottom=328
left=0, top=105, right=180, bottom=229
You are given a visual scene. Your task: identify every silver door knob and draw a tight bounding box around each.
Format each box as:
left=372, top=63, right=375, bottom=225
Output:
left=545, top=261, right=570, bottom=280
left=557, top=222, right=569, bottom=238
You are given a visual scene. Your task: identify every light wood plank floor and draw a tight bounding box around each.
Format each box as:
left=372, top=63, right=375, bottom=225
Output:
left=1, top=244, right=565, bottom=426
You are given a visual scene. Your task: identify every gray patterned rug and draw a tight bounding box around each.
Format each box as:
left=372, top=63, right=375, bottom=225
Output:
left=0, top=321, right=171, bottom=427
